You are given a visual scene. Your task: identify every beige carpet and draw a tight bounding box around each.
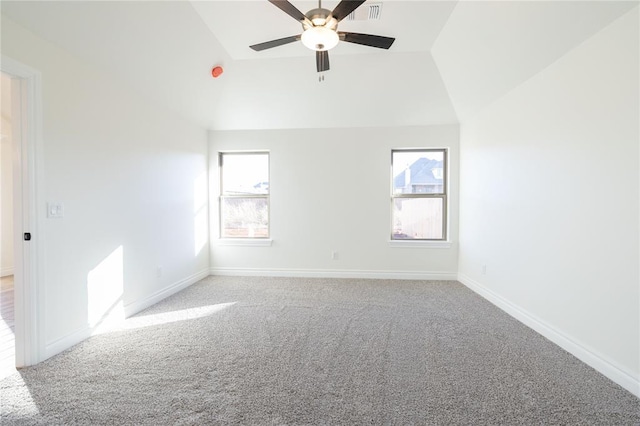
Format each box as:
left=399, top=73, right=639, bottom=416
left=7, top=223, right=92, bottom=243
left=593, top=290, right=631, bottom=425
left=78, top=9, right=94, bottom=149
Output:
left=1, top=276, right=638, bottom=424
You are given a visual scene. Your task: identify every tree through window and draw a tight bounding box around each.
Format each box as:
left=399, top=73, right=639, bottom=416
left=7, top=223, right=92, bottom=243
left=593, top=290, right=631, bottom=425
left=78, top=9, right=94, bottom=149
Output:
left=219, top=152, right=269, bottom=238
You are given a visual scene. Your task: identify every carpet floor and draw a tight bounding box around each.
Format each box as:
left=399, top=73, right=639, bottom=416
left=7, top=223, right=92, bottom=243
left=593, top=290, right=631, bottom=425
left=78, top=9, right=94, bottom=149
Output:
left=1, top=276, right=638, bottom=424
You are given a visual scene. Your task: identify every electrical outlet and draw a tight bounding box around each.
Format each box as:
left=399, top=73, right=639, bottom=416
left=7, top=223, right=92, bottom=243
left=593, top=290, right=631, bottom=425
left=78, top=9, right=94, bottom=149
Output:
left=482, top=265, right=487, bottom=275
left=331, top=251, right=339, bottom=260
left=157, top=266, right=163, bottom=279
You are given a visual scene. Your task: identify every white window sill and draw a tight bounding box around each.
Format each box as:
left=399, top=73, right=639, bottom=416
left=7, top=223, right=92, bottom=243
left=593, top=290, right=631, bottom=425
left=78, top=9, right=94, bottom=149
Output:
left=216, top=238, right=273, bottom=247
left=388, top=240, right=452, bottom=249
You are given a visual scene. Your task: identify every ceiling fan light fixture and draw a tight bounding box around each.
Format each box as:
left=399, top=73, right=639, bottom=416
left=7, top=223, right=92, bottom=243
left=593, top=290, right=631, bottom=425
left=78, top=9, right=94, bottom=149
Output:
left=301, top=26, right=339, bottom=51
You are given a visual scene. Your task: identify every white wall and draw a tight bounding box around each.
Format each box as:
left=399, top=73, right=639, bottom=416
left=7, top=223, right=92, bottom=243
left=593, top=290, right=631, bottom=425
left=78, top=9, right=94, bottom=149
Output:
left=1, top=17, right=210, bottom=357
left=210, top=125, right=459, bottom=279
left=0, top=76, right=13, bottom=277
left=458, top=8, right=639, bottom=394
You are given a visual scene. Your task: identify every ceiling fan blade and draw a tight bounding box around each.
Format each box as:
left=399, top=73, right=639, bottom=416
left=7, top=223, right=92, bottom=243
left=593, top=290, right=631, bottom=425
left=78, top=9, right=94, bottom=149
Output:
left=339, top=32, right=395, bottom=49
left=250, top=35, right=301, bottom=51
left=316, top=50, right=330, bottom=72
left=268, top=0, right=310, bottom=24
left=331, top=0, right=366, bottom=22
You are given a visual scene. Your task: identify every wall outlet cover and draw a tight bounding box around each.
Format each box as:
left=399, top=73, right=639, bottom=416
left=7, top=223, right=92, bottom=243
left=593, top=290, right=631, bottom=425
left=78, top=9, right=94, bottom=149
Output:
left=47, top=202, right=64, bottom=218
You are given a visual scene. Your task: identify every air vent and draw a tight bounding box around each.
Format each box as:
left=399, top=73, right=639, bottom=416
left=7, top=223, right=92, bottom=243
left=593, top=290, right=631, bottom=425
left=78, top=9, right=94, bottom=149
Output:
left=346, top=3, right=383, bottom=21
left=368, top=3, right=382, bottom=20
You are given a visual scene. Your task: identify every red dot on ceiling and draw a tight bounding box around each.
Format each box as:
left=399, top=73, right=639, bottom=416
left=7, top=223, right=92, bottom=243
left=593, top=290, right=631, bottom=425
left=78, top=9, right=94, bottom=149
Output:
left=212, top=66, right=224, bottom=78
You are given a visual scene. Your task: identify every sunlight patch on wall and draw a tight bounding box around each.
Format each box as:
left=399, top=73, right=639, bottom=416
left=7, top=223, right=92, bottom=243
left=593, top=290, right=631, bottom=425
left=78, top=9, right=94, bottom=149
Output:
left=87, top=246, right=124, bottom=331
left=194, top=172, right=208, bottom=256
left=104, top=302, right=236, bottom=333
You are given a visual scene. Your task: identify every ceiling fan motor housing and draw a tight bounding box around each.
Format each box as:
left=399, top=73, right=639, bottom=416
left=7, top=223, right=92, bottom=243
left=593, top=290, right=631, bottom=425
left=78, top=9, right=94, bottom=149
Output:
left=304, top=8, right=338, bottom=29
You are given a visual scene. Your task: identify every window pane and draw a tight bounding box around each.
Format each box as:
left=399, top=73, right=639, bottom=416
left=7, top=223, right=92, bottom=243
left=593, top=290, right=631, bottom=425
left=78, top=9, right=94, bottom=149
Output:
left=221, top=153, right=269, bottom=195
left=221, top=197, right=269, bottom=238
left=392, top=150, right=444, bottom=195
left=392, top=197, right=443, bottom=240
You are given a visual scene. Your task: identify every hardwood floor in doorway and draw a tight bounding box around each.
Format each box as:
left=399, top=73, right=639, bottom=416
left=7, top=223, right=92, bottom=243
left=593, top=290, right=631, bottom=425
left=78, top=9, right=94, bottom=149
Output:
left=0, top=275, right=15, bottom=378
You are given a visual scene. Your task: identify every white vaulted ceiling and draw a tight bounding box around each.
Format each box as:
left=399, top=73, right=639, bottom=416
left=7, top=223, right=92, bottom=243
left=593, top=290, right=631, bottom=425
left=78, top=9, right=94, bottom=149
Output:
left=190, top=1, right=457, bottom=60
left=1, top=1, right=637, bottom=130
left=431, top=1, right=638, bottom=122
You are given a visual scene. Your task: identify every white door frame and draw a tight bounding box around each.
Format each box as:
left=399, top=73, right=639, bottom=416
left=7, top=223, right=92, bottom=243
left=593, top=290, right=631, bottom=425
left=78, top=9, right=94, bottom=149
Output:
left=2, top=56, right=45, bottom=367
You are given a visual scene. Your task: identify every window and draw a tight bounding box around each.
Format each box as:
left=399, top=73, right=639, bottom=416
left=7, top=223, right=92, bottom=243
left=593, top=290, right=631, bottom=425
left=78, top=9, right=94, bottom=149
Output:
left=219, top=152, right=269, bottom=238
left=391, top=149, right=447, bottom=240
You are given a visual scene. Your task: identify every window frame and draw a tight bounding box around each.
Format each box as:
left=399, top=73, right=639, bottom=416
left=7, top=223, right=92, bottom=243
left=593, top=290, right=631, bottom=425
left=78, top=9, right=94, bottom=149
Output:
left=390, top=148, right=448, bottom=241
left=218, top=151, right=270, bottom=240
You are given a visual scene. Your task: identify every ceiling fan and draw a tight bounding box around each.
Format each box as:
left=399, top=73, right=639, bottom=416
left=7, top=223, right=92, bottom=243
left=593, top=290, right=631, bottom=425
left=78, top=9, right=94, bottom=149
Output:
left=250, top=0, right=395, bottom=74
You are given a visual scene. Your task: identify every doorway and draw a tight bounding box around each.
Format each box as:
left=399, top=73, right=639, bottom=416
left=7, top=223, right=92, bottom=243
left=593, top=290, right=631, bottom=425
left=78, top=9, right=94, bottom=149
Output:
left=1, top=72, right=16, bottom=378
left=0, top=57, right=43, bottom=375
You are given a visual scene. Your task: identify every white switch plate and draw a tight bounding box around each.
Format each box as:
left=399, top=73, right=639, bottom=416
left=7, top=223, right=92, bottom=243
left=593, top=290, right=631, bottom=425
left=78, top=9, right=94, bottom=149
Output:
left=47, top=202, right=64, bottom=218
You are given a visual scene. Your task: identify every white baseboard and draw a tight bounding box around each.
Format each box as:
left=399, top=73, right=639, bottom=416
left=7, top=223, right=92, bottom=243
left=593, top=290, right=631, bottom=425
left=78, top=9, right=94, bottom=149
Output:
left=1, top=266, right=14, bottom=277
left=44, top=268, right=210, bottom=361
left=123, top=268, right=210, bottom=318
left=45, top=326, right=91, bottom=360
left=457, top=273, right=640, bottom=398
left=211, top=267, right=457, bottom=281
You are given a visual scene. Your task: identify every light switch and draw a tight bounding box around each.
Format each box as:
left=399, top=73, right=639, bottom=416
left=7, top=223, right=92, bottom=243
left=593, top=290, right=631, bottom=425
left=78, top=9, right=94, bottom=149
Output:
left=47, top=202, right=64, bottom=218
